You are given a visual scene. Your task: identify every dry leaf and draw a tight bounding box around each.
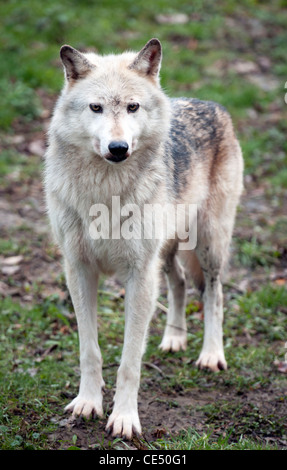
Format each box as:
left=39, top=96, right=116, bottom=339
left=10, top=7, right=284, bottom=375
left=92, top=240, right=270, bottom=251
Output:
left=155, top=13, right=189, bottom=25
left=28, top=139, right=45, bottom=157
left=2, top=255, right=23, bottom=265
left=153, top=427, right=169, bottom=439
left=274, top=360, right=287, bottom=374
left=1, top=265, right=20, bottom=275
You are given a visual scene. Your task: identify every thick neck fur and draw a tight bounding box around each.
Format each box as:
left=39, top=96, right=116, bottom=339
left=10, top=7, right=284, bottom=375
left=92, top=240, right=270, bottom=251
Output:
left=45, top=132, right=170, bottom=226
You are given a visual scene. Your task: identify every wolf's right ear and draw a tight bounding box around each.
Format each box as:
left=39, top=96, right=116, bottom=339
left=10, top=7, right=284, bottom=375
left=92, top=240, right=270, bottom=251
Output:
left=60, top=45, right=94, bottom=82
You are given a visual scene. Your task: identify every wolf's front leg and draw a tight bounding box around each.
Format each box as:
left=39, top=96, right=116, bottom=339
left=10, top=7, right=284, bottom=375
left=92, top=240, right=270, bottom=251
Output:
left=106, top=264, right=159, bottom=439
left=64, top=261, right=104, bottom=418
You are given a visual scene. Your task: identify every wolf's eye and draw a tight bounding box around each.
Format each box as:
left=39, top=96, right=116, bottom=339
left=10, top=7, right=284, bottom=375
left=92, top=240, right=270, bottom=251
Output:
left=89, top=104, right=103, bottom=113
left=127, top=103, right=139, bottom=113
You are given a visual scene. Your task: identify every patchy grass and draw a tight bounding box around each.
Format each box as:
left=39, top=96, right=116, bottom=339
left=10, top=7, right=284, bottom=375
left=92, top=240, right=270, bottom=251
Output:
left=156, top=428, right=283, bottom=450
left=0, top=0, right=287, bottom=451
left=0, top=282, right=286, bottom=450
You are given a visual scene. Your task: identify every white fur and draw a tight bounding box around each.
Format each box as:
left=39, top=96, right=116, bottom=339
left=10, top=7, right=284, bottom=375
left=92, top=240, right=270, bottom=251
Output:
left=44, top=39, right=243, bottom=439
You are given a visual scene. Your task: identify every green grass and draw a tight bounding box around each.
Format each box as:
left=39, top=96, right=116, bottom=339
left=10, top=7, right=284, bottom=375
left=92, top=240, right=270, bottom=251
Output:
left=156, top=428, right=282, bottom=450
left=241, top=125, right=287, bottom=180
left=0, top=282, right=286, bottom=450
left=1, top=0, right=286, bottom=128
left=0, top=297, right=74, bottom=449
left=234, top=236, right=281, bottom=268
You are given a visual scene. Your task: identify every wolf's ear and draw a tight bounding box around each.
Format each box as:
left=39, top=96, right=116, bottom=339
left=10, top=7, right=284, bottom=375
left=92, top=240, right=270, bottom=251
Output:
left=129, top=38, right=162, bottom=83
left=60, top=45, right=94, bottom=82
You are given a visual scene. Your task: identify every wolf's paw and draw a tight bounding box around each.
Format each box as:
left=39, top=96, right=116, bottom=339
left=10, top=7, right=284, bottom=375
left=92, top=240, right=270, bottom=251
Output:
left=159, top=334, right=187, bottom=352
left=195, top=350, right=227, bottom=372
left=65, top=395, right=104, bottom=419
left=159, top=325, right=187, bottom=352
left=106, top=409, right=141, bottom=439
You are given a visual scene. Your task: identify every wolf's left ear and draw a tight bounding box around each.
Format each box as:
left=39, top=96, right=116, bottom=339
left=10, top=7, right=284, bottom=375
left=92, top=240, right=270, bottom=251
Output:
left=60, top=45, right=94, bottom=82
left=129, top=38, right=162, bottom=83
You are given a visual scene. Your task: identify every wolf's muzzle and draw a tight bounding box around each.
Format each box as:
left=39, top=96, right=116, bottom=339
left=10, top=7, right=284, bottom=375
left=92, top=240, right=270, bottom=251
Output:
left=107, top=141, right=129, bottom=163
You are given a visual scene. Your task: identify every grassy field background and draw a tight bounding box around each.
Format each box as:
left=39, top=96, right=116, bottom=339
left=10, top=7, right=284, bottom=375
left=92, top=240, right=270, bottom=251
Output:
left=0, top=0, right=287, bottom=450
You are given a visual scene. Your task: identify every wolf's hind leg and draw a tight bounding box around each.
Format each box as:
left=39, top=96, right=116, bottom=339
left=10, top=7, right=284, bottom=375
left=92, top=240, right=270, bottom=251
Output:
left=195, top=243, right=228, bottom=372
left=159, top=250, right=187, bottom=352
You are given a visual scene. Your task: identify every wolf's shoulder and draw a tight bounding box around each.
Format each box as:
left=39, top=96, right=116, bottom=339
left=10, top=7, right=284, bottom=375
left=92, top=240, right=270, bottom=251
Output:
left=168, top=96, right=232, bottom=150
left=169, top=97, right=229, bottom=123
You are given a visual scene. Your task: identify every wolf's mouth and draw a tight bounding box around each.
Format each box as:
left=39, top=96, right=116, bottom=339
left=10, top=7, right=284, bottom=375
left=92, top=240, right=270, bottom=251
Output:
left=106, top=154, right=128, bottom=163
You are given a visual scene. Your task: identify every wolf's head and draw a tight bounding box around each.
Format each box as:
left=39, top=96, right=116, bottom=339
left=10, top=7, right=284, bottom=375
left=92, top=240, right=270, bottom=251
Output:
left=54, top=39, right=170, bottom=165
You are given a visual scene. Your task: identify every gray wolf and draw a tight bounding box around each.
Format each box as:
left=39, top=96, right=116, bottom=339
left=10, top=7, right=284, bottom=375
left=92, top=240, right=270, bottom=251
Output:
left=44, top=38, right=243, bottom=439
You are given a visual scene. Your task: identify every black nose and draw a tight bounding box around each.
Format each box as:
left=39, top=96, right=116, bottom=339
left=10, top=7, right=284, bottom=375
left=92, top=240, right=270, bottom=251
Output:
left=108, top=141, right=129, bottom=162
